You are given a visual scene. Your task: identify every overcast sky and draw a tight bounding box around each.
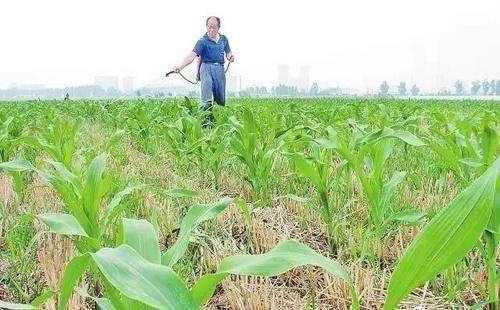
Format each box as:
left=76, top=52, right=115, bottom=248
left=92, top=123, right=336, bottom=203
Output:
left=1, top=0, right=499, bottom=91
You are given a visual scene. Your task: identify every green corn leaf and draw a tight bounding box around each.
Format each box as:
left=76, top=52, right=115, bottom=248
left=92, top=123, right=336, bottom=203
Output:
left=30, top=290, right=55, bottom=307
left=91, top=245, right=197, bottom=310
left=276, top=194, right=310, bottom=203
left=487, top=176, right=500, bottom=235
left=460, top=158, right=483, bottom=168
left=372, top=139, right=395, bottom=181
left=105, top=129, right=126, bottom=151
left=39, top=213, right=88, bottom=237
left=58, top=254, right=91, bottom=310
left=382, top=128, right=425, bottom=146
left=481, top=126, right=498, bottom=172
left=384, top=157, right=499, bottom=309
left=40, top=170, right=91, bottom=235
left=292, top=153, right=322, bottom=189
left=191, top=239, right=358, bottom=309
left=103, top=184, right=145, bottom=229
left=391, top=210, right=425, bottom=224
left=162, top=197, right=232, bottom=267
left=355, top=128, right=384, bottom=147
left=380, top=171, right=406, bottom=207
left=0, top=301, right=36, bottom=310
left=0, top=159, right=35, bottom=172
left=164, top=187, right=199, bottom=198
left=83, top=153, right=107, bottom=237
left=326, top=126, right=341, bottom=148
left=122, top=218, right=161, bottom=264
left=314, top=137, right=337, bottom=149
left=76, top=288, right=116, bottom=310
left=234, top=197, right=252, bottom=226
left=48, top=161, right=78, bottom=185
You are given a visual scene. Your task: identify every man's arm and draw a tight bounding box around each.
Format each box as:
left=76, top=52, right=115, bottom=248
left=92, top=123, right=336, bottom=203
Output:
left=196, top=56, right=201, bottom=81
left=224, top=36, right=235, bottom=62
left=174, top=52, right=198, bottom=72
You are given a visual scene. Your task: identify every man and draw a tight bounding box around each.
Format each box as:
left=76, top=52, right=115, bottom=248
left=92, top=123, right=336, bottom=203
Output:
left=173, top=16, right=235, bottom=114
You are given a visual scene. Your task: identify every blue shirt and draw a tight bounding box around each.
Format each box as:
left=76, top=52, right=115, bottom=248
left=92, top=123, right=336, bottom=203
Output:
left=193, top=33, right=231, bottom=64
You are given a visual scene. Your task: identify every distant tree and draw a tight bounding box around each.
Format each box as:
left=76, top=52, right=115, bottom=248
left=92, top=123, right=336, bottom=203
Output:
left=410, top=84, right=420, bottom=96
left=135, top=90, right=142, bottom=97
left=379, top=81, right=389, bottom=96
left=398, top=82, right=407, bottom=96
left=273, top=84, right=298, bottom=96
left=471, top=80, right=481, bottom=95
left=454, top=80, right=464, bottom=95
left=310, top=82, right=319, bottom=96
left=496, top=80, right=500, bottom=95
left=318, top=87, right=342, bottom=96
left=490, top=79, right=496, bottom=95
left=437, top=88, right=451, bottom=96
left=482, top=79, right=490, bottom=95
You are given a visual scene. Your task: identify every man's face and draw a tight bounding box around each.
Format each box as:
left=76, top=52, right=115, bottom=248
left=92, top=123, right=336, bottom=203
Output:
left=206, top=18, right=219, bottom=38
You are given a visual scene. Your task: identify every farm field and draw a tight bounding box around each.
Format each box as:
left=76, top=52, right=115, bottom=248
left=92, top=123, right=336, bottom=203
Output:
left=0, top=98, right=498, bottom=309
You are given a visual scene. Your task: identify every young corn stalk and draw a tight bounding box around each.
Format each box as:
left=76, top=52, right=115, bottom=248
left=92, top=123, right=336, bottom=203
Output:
left=0, top=197, right=359, bottom=310
left=424, top=115, right=498, bottom=185
left=41, top=153, right=145, bottom=252
left=228, top=107, right=286, bottom=206
left=163, top=110, right=226, bottom=184
left=290, top=138, right=345, bottom=254
left=123, top=102, right=163, bottom=155
left=21, top=117, right=82, bottom=171
left=1, top=153, right=143, bottom=253
left=0, top=116, right=33, bottom=201
left=384, top=157, right=499, bottom=309
left=316, top=124, right=425, bottom=259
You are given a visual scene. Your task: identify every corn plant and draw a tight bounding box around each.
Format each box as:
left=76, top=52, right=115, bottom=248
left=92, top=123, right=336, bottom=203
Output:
left=39, top=153, right=144, bottom=252
left=22, top=118, right=82, bottom=170
left=318, top=125, right=425, bottom=234
left=0, top=116, right=33, bottom=201
left=0, top=159, right=35, bottom=203
left=228, top=107, right=287, bottom=205
left=384, top=157, right=499, bottom=309
left=163, top=111, right=206, bottom=169
left=290, top=139, right=345, bottom=254
left=2, top=196, right=359, bottom=309
left=123, top=102, right=159, bottom=154
left=162, top=109, right=227, bottom=183
left=2, top=213, right=42, bottom=303
left=424, top=116, right=498, bottom=185
left=0, top=117, right=17, bottom=162
left=74, top=199, right=360, bottom=309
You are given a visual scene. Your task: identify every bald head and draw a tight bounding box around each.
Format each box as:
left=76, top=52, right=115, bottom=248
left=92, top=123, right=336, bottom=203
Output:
left=206, top=16, right=220, bottom=39
left=206, top=16, right=221, bottom=28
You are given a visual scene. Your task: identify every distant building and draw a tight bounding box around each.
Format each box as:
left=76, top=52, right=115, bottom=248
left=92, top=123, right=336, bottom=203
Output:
left=122, top=76, right=134, bottom=93
left=94, top=76, right=119, bottom=90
